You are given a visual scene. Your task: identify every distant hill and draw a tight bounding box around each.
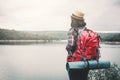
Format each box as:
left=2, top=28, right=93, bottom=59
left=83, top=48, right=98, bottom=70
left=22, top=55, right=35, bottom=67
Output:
left=0, top=28, right=67, bottom=40
left=99, top=32, right=120, bottom=42
left=0, top=28, right=120, bottom=42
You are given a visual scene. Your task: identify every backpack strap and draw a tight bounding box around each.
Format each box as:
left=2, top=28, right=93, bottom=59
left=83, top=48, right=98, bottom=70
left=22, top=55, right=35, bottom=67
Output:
left=81, top=28, right=89, bottom=61
left=73, top=27, right=86, bottom=52
left=96, top=34, right=101, bottom=60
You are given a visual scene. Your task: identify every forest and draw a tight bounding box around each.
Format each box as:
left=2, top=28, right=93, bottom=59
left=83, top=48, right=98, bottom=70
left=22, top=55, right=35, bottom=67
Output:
left=0, top=28, right=120, bottom=42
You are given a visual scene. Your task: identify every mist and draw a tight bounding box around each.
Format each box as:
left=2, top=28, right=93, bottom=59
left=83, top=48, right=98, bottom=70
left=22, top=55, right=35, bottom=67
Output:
left=0, top=0, right=120, bottom=31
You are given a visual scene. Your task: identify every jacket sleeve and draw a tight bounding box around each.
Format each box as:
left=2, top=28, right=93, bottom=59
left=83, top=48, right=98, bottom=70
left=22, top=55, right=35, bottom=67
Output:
left=66, top=29, right=75, bottom=53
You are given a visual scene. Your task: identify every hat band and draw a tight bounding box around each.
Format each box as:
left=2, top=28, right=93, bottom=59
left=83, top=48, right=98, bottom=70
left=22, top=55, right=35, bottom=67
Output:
left=71, top=14, right=84, bottom=20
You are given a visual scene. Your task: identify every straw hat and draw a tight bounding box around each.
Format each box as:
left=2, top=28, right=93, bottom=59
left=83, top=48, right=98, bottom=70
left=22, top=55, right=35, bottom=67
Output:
left=71, top=10, right=84, bottom=20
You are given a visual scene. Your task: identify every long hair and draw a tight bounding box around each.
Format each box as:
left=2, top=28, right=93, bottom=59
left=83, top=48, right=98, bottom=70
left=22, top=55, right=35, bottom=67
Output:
left=71, top=18, right=86, bottom=28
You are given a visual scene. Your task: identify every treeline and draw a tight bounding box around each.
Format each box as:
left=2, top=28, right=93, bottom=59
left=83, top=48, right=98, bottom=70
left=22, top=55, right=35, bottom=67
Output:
left=0, top=28, right=120, bottom=42
left=0, top=28, right=66, bottom=40
left=99, top=32, right=120, bottom=42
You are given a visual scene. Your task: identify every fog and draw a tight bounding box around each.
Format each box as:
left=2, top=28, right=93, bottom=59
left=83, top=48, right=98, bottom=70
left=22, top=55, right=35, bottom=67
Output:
left=0, top=0, right=120, bottom=31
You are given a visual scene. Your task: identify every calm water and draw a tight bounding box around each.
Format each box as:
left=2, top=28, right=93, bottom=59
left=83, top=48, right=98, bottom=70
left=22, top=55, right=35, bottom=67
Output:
left=0, top=42, right=120, bottom=80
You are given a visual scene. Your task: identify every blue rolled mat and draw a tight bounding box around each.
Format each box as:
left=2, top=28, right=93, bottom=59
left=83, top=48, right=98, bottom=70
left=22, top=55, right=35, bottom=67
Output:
left=67, top=60, right=110, bottom=70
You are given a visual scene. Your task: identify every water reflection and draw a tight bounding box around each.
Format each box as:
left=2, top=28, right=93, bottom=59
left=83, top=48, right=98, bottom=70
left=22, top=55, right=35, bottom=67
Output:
left=0, top=43, right=68, bottom=80
left=0, top=42, right=120, bottom=80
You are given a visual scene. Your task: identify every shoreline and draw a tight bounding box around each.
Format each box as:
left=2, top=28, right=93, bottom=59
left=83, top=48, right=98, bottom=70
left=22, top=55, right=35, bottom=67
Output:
left=0, top=40, right=120, bottom=44
left=101, top=42, right=120, bottom=45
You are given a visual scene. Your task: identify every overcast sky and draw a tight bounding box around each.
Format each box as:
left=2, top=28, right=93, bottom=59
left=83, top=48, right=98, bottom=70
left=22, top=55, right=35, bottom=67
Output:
left=0, top=0, right=120, bottom=31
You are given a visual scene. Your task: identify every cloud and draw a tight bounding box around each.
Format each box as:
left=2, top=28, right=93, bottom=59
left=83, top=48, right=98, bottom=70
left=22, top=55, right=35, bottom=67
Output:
left=0, top=0, right=120, bottom=31
left=92, top=0, right=120, bottom=31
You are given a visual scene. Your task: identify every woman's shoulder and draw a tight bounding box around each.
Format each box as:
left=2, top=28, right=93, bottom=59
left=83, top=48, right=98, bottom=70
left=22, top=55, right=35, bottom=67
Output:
left=68, top=28, right=78, bottom=35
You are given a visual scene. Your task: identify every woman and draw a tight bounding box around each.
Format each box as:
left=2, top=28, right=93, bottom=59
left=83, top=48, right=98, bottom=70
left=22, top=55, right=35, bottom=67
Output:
left=66, top=10, right=89, bottom=80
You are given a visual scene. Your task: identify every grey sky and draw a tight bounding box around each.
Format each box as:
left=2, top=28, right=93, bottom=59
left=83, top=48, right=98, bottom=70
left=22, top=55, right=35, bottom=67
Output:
left=0, top=0, right=120, bottom=31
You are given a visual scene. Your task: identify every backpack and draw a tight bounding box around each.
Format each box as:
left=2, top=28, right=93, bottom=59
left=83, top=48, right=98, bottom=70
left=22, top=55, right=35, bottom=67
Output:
left=67, top=28, right=101, bottom=62
left=79, top=29, right=101, bottom=60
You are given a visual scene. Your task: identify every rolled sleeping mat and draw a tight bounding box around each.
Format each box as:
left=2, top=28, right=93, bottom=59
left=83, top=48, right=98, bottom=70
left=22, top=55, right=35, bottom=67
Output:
left=66, top=60, right=110, bottom=71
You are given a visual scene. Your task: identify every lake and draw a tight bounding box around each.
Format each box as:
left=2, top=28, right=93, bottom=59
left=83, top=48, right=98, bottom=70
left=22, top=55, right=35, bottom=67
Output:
left=0, top=42, right=120, bottom=80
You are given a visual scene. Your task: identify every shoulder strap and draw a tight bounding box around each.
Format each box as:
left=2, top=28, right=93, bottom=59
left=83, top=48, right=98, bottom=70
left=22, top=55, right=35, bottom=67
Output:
left=77, top=27, right=87, bottom=39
